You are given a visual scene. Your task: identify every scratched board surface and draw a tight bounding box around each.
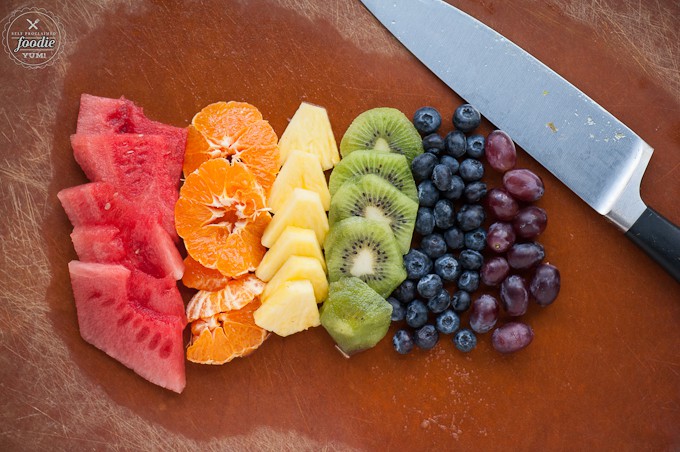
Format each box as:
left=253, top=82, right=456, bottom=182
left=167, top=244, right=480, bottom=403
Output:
left=1, top=0, right=679, bottom=449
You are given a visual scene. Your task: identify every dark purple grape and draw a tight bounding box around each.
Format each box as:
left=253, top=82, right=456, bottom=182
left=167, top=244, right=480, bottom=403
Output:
left=492, top=322, right=534, bottom=353
left=469, top=294, right=499, bottom=334
left=480, top=256, right=510, bottom=286
left=507, top=242, right=545, bottom=270
left=486, top=222, right=516, bottom=253
left=514, top=206, right=548, bottom=239
left=486, top=188, right=519, bottom=221
left=500, top=275, right=529, bottom=316
left=485, top=130, right=517, bottom=173
left=503, top=169, right=545, bottom=202
left=530, top=263, right=561, bottom=306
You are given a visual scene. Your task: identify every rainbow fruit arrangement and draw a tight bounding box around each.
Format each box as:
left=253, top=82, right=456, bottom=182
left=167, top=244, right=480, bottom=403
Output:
left=61, top=95, right=560, bottom=393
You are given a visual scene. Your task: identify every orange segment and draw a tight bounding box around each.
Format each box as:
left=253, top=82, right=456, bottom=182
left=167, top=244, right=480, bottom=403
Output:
left=186, top=274, right=265, bottom=322
left=192, top=101, right=262, bottom=148
left=175, top=159, right=271, bottom=277
left=182, top=255, right=230, bottom=291
left=186, top=299, right=268, bottom=365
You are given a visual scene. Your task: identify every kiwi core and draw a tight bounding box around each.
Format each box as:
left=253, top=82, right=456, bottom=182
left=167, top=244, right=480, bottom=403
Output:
left=373, top=137, right=391, bottom=152
left=350, top=249, right=377, bottom=277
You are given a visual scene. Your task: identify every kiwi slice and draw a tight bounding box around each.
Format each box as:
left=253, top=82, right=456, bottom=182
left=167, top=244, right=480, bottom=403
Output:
left=328, top=150, right=418, bottom=204
left=320, top=277, right=393, bottom=356
left=324, top=216, right=407, bottom=298
left=329, top=174, right=417, bottom=254
left=340, top=108, right=424, bottom=164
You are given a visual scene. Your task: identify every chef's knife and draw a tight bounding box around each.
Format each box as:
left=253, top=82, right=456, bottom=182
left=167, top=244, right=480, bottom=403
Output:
left=360, top=0, right=680, bottom=282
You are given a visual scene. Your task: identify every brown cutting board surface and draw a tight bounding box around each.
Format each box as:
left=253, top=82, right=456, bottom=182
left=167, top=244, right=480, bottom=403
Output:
left=1, top=0, right=679, bottom=450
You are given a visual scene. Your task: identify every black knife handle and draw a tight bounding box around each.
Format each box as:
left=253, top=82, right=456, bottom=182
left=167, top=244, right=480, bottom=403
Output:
left=625, top=207, right=680, bottom=283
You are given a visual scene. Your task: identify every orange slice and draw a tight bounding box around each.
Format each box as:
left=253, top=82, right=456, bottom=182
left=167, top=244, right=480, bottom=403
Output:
left=192, top=101, right=263, bottom=147
left=181, top=255, right=230, bottom=291
left=175, top=158, right=271, bottom=277
left=186, top=299, right=268, bottom=365
left=186, top=274, right=265, bottom=322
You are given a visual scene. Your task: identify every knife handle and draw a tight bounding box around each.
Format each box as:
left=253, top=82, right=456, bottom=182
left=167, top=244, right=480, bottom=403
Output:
left=625, top=207, right=680, bottom=283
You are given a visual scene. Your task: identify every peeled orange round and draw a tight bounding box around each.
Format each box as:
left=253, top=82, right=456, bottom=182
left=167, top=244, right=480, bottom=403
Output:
left=185, top=274, right=265, bottom=322
left=181, top=255, right=230, bottom=292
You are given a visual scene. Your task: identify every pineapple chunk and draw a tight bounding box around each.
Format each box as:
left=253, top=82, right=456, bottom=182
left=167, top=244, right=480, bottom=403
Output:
left=262, top=255, right=328, bottom=303
left=254, top=280, right=320, bottom=337
left=278, top=102, right=340, bottom=170
left=261, top=188, right=329, bottom=248
left=269, top=150, right=330, bottom=213
left=256, top=226, right=326, bottom=281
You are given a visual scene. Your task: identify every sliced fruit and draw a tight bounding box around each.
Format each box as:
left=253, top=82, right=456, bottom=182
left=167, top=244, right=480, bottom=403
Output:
left=329, top=174, right=417, bottom=254
left=254, top=280, right=321, bottom=337
left=261, top=188, right=329, bottom=248
left=186, top=299, right=268, bottom=365
left=68, top=261, right=186, bottom=393
left=328, top=150, right=418, bottom=204
left=339, top=107, right=423, bottom=164
left=261, top=255, right=328, bottom=303
left=268, top=149, right=330, bottom=213
left=256, top=226, right=326, bottom=282
left=320, top=277, right=393, bottom=356
left=181, top=255, right=230, bottom=291
left=278, top=102, right=339, bottom=170
left=186, top=274, right=265, bottom=322
left=175, top=159, right=270, bottom=277
left=324, top=217, right=406, bottom=298
left=191, top=101, right=263, bottom=148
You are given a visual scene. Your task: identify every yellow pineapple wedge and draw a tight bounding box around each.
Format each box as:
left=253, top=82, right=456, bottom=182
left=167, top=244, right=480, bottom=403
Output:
left=278, top=102, right=339, bottom=170
left=262, top=255, right=328, bottom=303
left=254, top=280, right=321, bottom=337
left=256, top=226, right=326, bottom=281
left=268, top=150, right=330, bottom=213
left=261, top=188, right=329, bottom=248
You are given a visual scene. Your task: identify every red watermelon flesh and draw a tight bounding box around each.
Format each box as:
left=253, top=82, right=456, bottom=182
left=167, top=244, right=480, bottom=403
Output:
left=128, top=269, right=186, bottom=321
left=68, top=260, right=186, bottom=393
left=70, top=225, right=126, bottom=263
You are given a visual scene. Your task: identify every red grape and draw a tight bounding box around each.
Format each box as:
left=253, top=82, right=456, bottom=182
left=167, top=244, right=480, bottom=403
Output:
left=486, top=188, right=519, bottom=221
left=513, top=206, right=548, bottom=239
left=500, top=275, right=529, bottom=316
left=503, top=169, right=544, bottom=202
left=470, top=294, right=500, bottom=333
left=480, top=256, right=510, bottom=286
left=486, top=222, right=516, bottom=253
left=530, top=263, right=561, bottom=306
left=507, top=242, right=545, bottom=270
left=485, top=130, right=517, bottom=172
left=492, top=322, right=534, bottom=353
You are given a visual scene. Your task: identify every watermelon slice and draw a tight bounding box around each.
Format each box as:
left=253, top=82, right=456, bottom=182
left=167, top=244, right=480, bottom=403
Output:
left=69, top=260, right=186, bottom=393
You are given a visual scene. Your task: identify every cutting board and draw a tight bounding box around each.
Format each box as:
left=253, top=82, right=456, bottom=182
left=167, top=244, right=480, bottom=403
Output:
left=2, top=0, right=679, bottom=449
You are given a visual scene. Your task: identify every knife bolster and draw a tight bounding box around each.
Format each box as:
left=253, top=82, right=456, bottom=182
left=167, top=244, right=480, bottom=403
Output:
left=605, top=144, right=653, bottom=232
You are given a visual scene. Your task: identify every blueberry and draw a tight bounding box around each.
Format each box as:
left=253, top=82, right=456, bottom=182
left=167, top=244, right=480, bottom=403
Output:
left=456, top=204, right=485, bottom=231
left=466, top=134, right=485, bottom=159
left=441, top=175, right=465, bottom=200
left=453, top=104, right=481, bottom=133
left=435, top=309, right=460, bottom=335
left=413, top=106, right=441, bottom=135
left=392, top=279, right=416, bottom=304
left=422, top=133, right=445, bottom=151
left=451, top=290, right=471, bottom=312
left=417, top=273, right=443, bottom=299
left=426, top=147, right=442, bottom=157
left=417, top=180, right=440, bottom=207
left=445, top=130, right=466, bottom=158
left=439, top=155, right=459, bottom=174
left=411, top=153, right=438, bottom=182
left=393, top=329, right=415, bottom=354
left=420, top=233, right=447, bottom=259
left=434, top=199, right=455, bottom=230
left=459, top=249, right=484, bottom=270
left=431, top=164, right=454, bottom=191
left=453, top=328, right=477, bottom=352
left=463, top=181, right=487, bottom=203
left=458, top=270, right=480, bottom=292
left=427, top=288, right=451, bottom=313
left=387, top=297, right=406, bottom=322
left=459, top=158, right=484, bottom=182
left=415, top=207, right=435, bottom=236
left=443, top=227, right=465, bottom=250
left=415, top=324, right=439, bottom=350
left=404, top=249, right=433, bottom=280
left=465, top=228, right=487, bottom=251
left=434, top=254, right=461, bottom=281
left=405, top=300, right=429, bottom=328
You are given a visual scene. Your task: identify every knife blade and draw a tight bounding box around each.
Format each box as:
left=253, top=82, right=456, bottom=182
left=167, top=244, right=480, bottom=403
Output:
left=360, top=0, right=680, bottom=282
